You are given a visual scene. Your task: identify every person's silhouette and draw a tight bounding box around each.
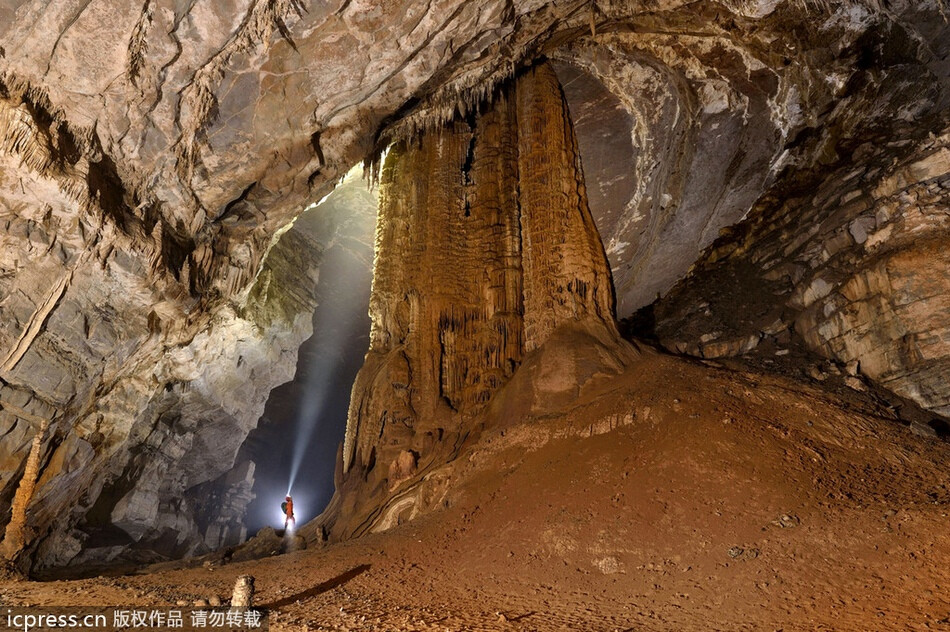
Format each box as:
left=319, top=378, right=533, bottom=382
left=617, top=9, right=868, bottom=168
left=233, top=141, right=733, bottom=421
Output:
left=281, top=495, right=295, bottom=530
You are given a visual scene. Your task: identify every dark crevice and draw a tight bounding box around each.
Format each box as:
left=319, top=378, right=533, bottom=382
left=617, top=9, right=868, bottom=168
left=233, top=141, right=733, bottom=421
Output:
left=310, top=130, right=326, bottom=166
left=461, top=112, right=477, bottom=218
left=159, top=221, right=196, bottom=280
left=274, top=16, right=299, bottom=53
left=219, top=181, right=258, bottom=222
left=86, top=154, right=132, bottom=233
left=929, top=418, right=950, bottom=439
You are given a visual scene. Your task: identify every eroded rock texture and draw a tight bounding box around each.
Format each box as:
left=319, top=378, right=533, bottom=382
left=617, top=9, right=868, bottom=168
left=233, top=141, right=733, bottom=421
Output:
left=651, top=129, right=950, bottom=420
left=553, top=1, right=950, bottom=316
left=0, top=94, right=326, bottom=570
left=335, top=63, right=633, bottom=538
left=1, top=0, right=949, bottom=570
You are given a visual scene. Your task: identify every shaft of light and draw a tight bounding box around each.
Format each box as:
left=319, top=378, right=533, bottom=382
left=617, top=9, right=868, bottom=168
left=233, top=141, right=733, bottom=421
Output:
left=286, top=380, right=327, bottom=494
left=281, top=163, right=376, bottom=512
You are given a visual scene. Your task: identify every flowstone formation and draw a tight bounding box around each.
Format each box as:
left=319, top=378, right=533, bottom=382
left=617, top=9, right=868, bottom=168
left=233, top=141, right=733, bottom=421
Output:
left=1, top=0, right=949, bottom=572
left=332, top=63, right=635, bottom=538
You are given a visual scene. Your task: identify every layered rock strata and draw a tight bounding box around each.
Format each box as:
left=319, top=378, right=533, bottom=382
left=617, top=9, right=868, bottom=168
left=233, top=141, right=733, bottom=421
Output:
left=552, top=1, right=950, bottom=316
left=0, top=94, right=327, bottom=570
left=1, top=0, right=949, bottom=570
left=651, top=128, right=950, bottom=421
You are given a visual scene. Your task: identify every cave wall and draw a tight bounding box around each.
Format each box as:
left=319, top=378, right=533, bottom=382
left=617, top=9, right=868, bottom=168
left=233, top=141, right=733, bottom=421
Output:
left=552, top=1, right=950, bottom=317
left=335, top=62, right=634, bottom=538
left=651, top=127, right=950, bottom=420
left=632, top=2, right=950, bottom=423
left=1, top=0, right=950, bottom=570
left=0, top=90, right=328, bottom=571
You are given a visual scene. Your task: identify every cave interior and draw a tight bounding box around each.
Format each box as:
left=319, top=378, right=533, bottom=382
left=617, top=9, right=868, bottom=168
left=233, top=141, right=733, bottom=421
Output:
left=0, top=0, right=949, bottom=628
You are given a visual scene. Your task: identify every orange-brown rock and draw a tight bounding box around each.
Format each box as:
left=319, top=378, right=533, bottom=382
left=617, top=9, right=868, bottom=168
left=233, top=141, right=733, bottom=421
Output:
left=1, top=419, right=48, bottom=561
left=336, top=64, right=634, bottom=538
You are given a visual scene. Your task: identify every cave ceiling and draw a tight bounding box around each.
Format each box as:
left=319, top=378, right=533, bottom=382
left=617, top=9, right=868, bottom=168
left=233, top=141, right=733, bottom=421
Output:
left=1, top=0, right=949, bottom=571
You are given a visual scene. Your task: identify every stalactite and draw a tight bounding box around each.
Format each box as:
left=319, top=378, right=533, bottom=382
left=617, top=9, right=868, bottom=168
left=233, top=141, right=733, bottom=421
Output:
left=0, top=72, right=101, bottom=162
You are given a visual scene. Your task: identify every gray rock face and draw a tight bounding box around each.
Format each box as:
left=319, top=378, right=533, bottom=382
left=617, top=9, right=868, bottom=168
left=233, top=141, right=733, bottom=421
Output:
left=555, top=1, right=950, bottom=316
left=0, top=0, right=949, bottom=570
left=0, top=192, right=325, bottom=570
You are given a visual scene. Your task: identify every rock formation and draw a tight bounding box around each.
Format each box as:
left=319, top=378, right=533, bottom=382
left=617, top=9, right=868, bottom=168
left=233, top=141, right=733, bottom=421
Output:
left=650, top=128, right=950, bottom=421
left=0, top=190, right=325, bottom=572
left=0, top=0, right=948, bottom=571
left=336, top=62, right=634, bottom=537
left=230, top=574, right=255, bottom=608
left=1, top=419, right=48, bottom=560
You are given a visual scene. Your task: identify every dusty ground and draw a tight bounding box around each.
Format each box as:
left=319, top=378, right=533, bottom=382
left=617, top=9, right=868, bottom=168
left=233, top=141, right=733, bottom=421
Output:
left=2, top=350, right=949, bottom=631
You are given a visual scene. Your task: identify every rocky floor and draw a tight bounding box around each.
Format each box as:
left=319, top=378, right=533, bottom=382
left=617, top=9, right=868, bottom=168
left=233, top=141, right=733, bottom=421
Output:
left=2, top=350, right=949, bottom=631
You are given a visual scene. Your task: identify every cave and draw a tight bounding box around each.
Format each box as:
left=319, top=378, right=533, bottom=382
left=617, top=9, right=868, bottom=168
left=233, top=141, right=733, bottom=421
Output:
left=1, top=0, right=949, bottom=629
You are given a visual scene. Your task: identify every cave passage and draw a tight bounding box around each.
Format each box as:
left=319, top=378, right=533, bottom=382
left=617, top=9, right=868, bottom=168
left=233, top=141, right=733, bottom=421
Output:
left=239, top=169, right=376, bottom=534
left=1, top=4, right=949, bottom=625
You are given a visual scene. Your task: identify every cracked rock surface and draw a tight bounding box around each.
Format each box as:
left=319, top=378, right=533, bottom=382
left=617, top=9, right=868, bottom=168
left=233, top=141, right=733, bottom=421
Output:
left=1, top=0, right=949, bottom=570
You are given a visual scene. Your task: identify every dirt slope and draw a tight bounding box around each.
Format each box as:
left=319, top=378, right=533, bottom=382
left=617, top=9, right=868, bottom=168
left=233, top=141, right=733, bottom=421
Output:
left=3, top=351, right=949, bottom=631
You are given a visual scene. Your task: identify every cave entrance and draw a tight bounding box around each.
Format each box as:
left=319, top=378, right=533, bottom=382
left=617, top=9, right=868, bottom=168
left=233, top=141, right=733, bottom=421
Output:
left=238, top=166, right=377, bottom=534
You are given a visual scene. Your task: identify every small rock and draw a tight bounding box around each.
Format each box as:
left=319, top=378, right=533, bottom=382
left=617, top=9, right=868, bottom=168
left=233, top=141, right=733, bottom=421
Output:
left=844, top=376, right=867, bottom=392
left=388, top=450, right=419, bottom=490
left=778, top=514, right=800, bottom=528
left=193, top=599, right=208, bottom=607
left=594, top=556, right=622, bottom=575
left=175, top=600, right=189, bottom=607
left=728, top=546, right=760, bottom=560
left=208, top=595, right=221, bottom=607
left=700, top=331, right=722, bottom=344
left=762, top=318, right=787, bottom=336
left=231, top=575, right=254, bottom=608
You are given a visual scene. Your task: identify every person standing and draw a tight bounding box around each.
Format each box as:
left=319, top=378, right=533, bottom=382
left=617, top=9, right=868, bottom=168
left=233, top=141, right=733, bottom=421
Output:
left=281, top=495, right=295, bottom=530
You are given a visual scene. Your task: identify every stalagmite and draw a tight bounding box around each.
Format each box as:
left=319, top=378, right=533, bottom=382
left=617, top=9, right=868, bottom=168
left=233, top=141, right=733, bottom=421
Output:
left=0, top=0, right=947, bottom=582
left=231, top=575, right=255, bottom=608
left=1, top=418, right=50, bottom=561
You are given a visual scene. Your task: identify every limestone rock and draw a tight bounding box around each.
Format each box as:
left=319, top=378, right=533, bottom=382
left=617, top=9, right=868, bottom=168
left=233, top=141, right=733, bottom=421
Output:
left=336, top=63, right=635, bottom=539
left=388, top=451, right=418, bottom=491
left=0, top=0, right=949, bottom=571
left=231, top=575, right=254, bottom=608
left=653, top=130, right=950, bottom=420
